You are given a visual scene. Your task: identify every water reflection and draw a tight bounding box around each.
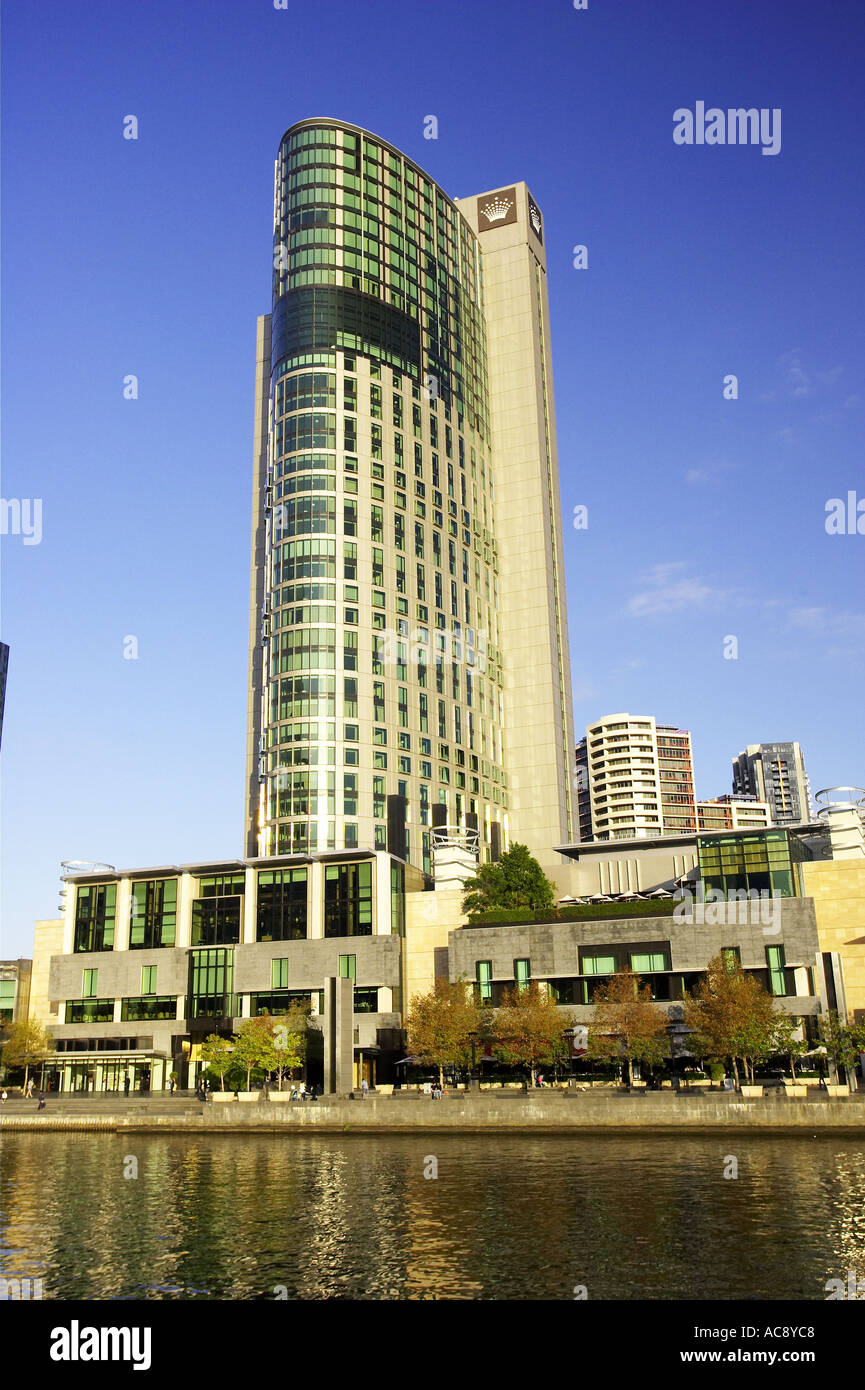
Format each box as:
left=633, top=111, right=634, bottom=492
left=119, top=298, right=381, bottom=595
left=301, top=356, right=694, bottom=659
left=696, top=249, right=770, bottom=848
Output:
left=1, top=1134, right=863, bottom=1301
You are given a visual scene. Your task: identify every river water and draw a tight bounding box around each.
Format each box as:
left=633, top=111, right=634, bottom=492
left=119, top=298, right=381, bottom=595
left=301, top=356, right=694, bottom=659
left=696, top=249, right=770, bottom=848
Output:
left=1, top=1132, right=863, bottom=1300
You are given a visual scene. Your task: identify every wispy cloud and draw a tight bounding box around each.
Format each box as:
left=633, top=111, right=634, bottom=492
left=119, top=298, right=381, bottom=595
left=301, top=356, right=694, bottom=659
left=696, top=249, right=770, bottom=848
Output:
left=685, top=459, right=737, bottom=485
left=626, top=563, right=729, bottom=617
left=760, top=350, right=845, bottom=404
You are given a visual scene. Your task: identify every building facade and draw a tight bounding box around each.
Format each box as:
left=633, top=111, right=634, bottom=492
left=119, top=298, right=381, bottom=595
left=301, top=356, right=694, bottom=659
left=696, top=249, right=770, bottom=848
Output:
left=732, top=742, right=812, bottom=826
left=575, top=714, right=696, bottom=841
left=37, top=852, right=416, bottom=1093
left=696, top=795, right=772, bottom=832
left=244, top=120, right=574, bottom=877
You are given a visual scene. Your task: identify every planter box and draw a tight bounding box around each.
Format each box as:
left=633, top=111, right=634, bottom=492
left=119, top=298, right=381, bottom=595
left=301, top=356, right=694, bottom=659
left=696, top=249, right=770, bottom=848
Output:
left=826, top=1084, right=850, bottom=1097
left=373, top=1084, right=394, bottom=1097
left=784, top=1085, right=807, bottom=1098
left=210, top=1091, right=259, bottom=1103
left=740, top=1085, right=764, bottom=1098
left=267, top=1092, right=293, bottom=1102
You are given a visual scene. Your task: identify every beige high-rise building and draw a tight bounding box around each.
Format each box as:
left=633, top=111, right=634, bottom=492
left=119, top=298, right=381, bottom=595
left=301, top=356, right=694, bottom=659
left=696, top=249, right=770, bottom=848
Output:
left=244, top=121, right=575, bottom=877
left=575, top=714, right=696, bottom=841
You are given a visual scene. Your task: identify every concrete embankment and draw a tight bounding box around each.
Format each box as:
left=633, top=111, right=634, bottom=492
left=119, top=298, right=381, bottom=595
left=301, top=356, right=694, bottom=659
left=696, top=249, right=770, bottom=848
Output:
left=2, top=1093, right=864, bottom=1133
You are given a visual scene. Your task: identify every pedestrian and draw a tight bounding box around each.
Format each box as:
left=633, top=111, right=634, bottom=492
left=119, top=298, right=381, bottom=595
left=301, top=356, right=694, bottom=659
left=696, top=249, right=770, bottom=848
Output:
left=123, top=1073, right=130, bottom=1097
left=25, top=1077, right=34, bottom=1099
left=1, top=1089, right=7, bottom=1103
left=361, top=1077, right=369, bottom=1100
left=37, top=1091, right=46, bottom=1111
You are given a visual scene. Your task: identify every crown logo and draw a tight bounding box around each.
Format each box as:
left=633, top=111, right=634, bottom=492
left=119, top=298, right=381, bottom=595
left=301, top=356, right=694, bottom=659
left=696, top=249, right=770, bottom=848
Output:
left=480, top=196, right=513, bottom=223
left=529, top=204, right=542, bottom=233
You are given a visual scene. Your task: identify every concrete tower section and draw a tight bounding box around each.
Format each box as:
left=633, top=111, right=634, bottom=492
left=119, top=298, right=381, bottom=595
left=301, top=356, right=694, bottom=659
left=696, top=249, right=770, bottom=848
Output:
left=459, top=183, right=575, bottom=869
left=244, top=123, right=575, bottom=878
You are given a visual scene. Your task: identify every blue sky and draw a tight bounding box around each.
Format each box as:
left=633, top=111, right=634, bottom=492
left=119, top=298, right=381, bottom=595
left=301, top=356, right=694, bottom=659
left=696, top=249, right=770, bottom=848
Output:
left=2, top=0, right=863, bottom=953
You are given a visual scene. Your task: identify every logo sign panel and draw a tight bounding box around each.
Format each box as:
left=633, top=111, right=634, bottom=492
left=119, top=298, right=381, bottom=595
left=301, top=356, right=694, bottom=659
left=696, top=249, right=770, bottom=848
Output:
left=527, top=193, right=543, bottom=242
left=477, top=187, right=518, bottom=231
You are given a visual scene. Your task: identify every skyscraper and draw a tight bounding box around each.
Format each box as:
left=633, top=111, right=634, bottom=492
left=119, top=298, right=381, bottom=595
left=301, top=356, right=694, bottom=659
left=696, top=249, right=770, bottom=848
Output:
left=732, top=743, right=812, bottom=826
left=575, top=714, right=696, bottom=840
left=245, top=120, right=574, bottom=876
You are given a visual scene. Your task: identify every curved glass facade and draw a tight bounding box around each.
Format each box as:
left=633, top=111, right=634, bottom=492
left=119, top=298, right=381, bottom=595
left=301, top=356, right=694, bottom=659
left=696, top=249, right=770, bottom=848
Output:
left=252, top=121, right=506, bottom=871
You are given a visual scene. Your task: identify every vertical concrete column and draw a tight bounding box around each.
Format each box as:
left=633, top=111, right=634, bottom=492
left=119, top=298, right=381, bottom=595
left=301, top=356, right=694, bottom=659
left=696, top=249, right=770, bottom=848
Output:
left=177, top=873, right=195, bottom=948
left=308, top=861, right=323, bottom=939
left=323, top=976, right=354, bottom=1095
left=243, top=866, right=257, bottom=943
left=115, top=877, right=132, bottom=951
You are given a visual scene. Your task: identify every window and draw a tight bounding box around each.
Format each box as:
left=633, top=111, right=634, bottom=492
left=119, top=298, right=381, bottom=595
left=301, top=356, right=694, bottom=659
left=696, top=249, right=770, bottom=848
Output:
left=121, top=997, right=177, bottom=1022
left=338, top=954, right=356, bottom=980
left=129, top=878, right=177, bottom=949
left=189, top=948, right=234, bottom=1019
left=141, top=966, right=157, bottom=995
left=82, top=969, right=98, bottom=998
left=582, top=954, right=616, bottom=976
left=325, top=862, right=373, bottom=937
left=476, top=960, right=492, bottom=1005
left=767, top=945, right=787, bottom=997
left=191, top=876, right=245, bottom=947
left=272, top=958, right=289, bottom=989
left=74, top=883, right=116, bottom=953
left=257, top=868, right=308, bottom=941
left=629, top=952, right=667, bottom=974
left=514, top=959, right=530, bottom=992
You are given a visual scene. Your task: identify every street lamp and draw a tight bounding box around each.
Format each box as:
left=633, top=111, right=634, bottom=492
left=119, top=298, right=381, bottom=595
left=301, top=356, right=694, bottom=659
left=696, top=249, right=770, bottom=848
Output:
left=468, top=1031, right=479, bottom=1090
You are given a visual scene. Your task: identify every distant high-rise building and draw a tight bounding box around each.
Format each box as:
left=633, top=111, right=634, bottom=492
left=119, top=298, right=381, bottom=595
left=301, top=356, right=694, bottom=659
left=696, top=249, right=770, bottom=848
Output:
left=696, top=795, right=772, bottom=832
left=732, top=743, right=812, bottom=826
left=0, top=641, right=8, bottom=749
left=244, top=120, right=575, bottom=875
left=575, top=714, right=696, bottom=841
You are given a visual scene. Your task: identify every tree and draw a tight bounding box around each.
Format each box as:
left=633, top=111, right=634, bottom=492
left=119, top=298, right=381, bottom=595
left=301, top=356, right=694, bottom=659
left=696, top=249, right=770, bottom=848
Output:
left=462, top=843, right=556, bottom=919
left=405, top=977, right=483, bottom=1088
left=491, top=981, right=571, bottom=1088
left=769, top=1012, right=808, bottom=1080
left=271, top=1006, right=309, bottom=1089
left=685, top=954, right=776, bottom=1086
left=1, top=1019, right=50, bottom=1089
left=199, top=1034, right=233, bottom=1090
left=232, top=1016, right=275, bottom=1090
left=588, top=970, right=670, bottom=1086
left=818, top=1010, right=860, bottom=1084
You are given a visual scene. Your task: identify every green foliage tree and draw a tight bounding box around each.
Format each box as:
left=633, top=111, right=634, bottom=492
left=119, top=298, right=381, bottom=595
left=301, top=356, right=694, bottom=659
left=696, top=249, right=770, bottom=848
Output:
left=588, top=970, right=671, bottom=1085
left=271, top=1006, right=309, bottom=1089
left=199, top=1034, right=234, bottom=1090
left=232, top=1016, right=276, bottom=1090
left=461, top=843, right=556, bottom=920
left=491, top=981, right=571, bottom=1088
left=818, top=1010, right=861, bottom=1083
left=405, top=977, right=483, bottom=1087
left=1, top=1019, right=50, bottom=1089
left=769, top=1012, right=809, bottom=1080
left=685, top=953, right=776, bottom=1086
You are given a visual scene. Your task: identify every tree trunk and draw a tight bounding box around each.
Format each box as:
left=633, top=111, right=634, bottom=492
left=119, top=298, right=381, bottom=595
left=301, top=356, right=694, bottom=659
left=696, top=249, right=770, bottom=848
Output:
left=439, top=1063, right=444, bottom=1088
left=731, top=1056, right=740, bottom=1087
left=220, top=1072, right=225, bottom=1091
left=790, top=1055, right=797, bottom=1081
left=627, top=1057, right=634, bottom=1087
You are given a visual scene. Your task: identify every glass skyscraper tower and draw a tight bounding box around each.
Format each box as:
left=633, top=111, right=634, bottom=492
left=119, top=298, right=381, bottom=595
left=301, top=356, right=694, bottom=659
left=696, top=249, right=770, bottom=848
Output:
left=245, top=120, right=574, bottom=877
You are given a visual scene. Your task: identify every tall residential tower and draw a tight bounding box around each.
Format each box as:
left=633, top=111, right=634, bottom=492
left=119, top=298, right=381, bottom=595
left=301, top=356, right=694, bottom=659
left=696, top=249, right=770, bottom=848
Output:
left=732, top=743, right=812, bottom=827
left=245, top=121, right=574, bottom=877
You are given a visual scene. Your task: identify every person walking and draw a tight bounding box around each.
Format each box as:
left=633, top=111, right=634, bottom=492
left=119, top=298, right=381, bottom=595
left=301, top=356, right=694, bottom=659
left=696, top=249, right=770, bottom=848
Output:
left=123, top=1073, right=131, bottom=1097
left=25, top=1077, right=34, bottom=1099
left=361, top=1077, right=369, bottom=1100
left=1, top=1089, right=7, bottom=1103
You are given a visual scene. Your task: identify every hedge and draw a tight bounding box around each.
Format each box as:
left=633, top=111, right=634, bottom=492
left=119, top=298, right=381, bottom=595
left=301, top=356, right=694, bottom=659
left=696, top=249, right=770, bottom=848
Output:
left=466, top=899, right=683, bottom=927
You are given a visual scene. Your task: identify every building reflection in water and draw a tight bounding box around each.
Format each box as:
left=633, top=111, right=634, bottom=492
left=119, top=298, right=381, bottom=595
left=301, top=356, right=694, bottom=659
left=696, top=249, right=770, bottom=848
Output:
left=1, top=1134, right=864, bottom=1301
